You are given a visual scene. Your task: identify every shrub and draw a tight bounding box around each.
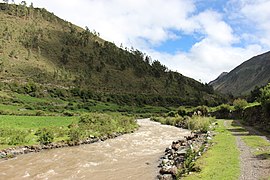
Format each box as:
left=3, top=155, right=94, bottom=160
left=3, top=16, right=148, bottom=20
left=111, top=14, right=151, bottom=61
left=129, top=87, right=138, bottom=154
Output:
left=68, top=127, right=82, bottom=142
left=260, top=83, right=270, bottom=116
left=167, top=111, right=176, bottom=117
left=79, top=113, right=137, bottom=136
left=63, top=111, right=74, bottom=116
left=165, top=117, right=175, bottom=126
left=233, top=98, right=248, bottom=110
left=35, top=128, right=54, bottom=145
left=35, top=110, right=45, bottom=116
left=186, top=116, right=213, bottom=133
left=195, top=105, right=209, bottom=116
left=151, top=116, right=166, bottom=124
left=177, top=106, right=188, bottom=116
left=6, top=129, right=30, bottom=145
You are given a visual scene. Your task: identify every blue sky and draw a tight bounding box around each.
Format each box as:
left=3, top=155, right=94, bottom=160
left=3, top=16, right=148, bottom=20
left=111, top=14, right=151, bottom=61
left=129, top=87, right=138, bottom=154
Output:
left=6, top=0, right=270, bottom=82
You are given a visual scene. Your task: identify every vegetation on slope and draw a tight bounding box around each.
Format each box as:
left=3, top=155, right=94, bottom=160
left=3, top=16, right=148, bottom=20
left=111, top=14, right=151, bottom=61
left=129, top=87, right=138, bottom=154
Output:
left=0, top=2, right=223, bottom=107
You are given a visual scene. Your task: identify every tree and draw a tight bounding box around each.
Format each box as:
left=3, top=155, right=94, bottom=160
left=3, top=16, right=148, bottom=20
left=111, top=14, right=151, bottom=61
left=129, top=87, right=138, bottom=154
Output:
left=61, top=47, right=71, bottom=64
left=260, top=83, right=270, bottom=116
left=151, top=60, right=167, bottom=78
left=28, top=2, right=34, bottom=18
left=233, top=98, right=248, bottom=110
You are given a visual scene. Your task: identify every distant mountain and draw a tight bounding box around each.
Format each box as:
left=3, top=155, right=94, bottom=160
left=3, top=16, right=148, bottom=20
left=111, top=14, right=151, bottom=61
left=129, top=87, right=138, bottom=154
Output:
left=0, top=3, right=223, bottom=106
left=209, top=72, right=228, bottom=85
left=210, top=51, right=270, bottom=96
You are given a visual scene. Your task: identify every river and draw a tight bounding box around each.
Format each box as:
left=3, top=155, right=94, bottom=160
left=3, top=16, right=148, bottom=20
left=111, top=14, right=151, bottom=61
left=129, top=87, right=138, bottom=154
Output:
left=0, top=119, right=190, bottom=180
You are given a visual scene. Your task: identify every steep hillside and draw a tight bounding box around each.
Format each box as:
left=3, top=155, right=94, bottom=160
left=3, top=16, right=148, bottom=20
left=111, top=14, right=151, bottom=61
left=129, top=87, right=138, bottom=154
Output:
left=0, top=3, right=222, bottom=106
left=210, top=51, right=270, bottom=96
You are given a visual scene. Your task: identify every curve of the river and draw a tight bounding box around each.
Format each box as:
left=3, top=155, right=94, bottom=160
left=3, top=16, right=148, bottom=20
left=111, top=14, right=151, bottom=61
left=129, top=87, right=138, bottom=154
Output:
left=0, top=119, right=191, bottom=180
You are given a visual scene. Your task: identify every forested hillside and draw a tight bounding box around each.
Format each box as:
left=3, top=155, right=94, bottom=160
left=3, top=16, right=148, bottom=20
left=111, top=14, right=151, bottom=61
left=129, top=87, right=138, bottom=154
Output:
left=0, top=2, right=223, bottom=106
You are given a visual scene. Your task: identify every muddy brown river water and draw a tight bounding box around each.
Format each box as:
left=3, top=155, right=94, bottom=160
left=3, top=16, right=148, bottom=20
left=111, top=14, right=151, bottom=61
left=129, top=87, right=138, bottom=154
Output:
left=0, top=119, right=190, bottom=180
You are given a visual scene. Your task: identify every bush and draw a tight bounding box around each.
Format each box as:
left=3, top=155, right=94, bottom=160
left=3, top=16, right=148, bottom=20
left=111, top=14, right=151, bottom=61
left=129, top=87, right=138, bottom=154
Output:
left=186, top=116, right=214, bottom=133
left=68, top=126, right=82, bottom=142
left=35, top=128, right=54, bottom=145
left=63, top=111, right=74, bottom=116
left=79, top=113, right=138, bottom=136
left=233, top=98, right=248, bottom=110
left=151, top=116, right=166, bottom=124
left=195, top=105, right=209, bottom=116
left=5, top=129, right=30, bottom=145
left=177, top=106, right=188, bottom=116
left=260, top=83, right=270, bottom=116
left=167, top=111, right=176, bottom=117
left=35, top=110, right=45, bottom=116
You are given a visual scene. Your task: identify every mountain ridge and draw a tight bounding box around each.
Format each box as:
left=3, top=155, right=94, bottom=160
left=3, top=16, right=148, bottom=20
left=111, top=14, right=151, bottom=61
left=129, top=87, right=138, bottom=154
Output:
left=0, top=2, right=223, bottom=106
left=210, top=51, right=270, bottom=96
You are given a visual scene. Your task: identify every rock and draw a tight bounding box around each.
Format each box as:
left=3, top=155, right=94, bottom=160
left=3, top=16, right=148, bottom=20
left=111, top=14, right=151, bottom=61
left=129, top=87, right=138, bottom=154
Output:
left=165, top=147, right=172, bottom=152
left=157, top=174, right=174, bottom=180
left=160, top=166, right=178, bottom=175
left=162, top=159, right=169, bottom=165
left=172, top=142, right=181, bottom=150
left=22, top=147, right=30, bottom=154
left=176, top=148, right=187, bottom=156
left=160, top=166, right=172, bottom=174
left=89, top=135, right=95, bottom=138
left=0, top=152, right=7, bottom=158
left=158, top=132, right=211, bottom=178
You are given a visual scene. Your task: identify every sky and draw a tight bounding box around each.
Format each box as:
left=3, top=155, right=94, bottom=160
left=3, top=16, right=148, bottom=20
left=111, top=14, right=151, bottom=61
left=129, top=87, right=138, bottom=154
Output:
left=5, top=0, right=270, bottom=82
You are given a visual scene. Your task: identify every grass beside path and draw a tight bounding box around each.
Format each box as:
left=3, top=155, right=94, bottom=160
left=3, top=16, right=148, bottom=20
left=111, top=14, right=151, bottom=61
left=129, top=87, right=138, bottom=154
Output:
left=230, top=120, right=270, bottom=160
left=183, top=120, right=240, bottom=180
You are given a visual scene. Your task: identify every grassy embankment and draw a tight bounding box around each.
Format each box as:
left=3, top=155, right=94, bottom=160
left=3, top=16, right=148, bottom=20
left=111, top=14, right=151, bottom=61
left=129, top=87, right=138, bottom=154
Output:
left=183, top=119, right=270, bottom=180
left=0, top=113, right=138, bottom=151
left=183, top=120, right=240, bottom=180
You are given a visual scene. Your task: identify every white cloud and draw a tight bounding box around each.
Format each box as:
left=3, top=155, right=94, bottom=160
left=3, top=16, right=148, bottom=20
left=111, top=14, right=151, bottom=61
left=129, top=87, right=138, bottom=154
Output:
left=240, top=1, right=270, bottom=47
left=25, top=0, right=197, bottom=47
left=7, top=0, right=269, bottom=82
left=146, top=8, right=264, bottom=82
left=149, top=41, right=263, bottom=83
left=227, top=0, right=270, bottom=47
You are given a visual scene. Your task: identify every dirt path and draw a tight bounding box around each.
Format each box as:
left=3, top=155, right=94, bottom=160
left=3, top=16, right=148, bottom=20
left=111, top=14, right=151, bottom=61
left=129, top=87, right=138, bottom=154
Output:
left=224, top=120, right=270, bottom=180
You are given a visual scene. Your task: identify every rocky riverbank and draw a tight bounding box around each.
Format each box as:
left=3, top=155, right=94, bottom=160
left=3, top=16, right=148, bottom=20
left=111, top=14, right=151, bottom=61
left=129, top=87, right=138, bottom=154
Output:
left=157, top=131, right=213, bottom=180
left=0, top=132, right=125, bottom=159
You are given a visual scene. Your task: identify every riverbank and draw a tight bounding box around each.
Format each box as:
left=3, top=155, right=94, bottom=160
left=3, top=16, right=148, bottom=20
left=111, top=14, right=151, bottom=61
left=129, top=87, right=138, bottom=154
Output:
left=181, top=119, right=270, bottom=180
left=157, top=132, right=212, bottom=180
left=0, top=132, right=125, bottom=159
left=0, top=119, right=191, bottom=180
left=0, top=113, right=138, bottom=159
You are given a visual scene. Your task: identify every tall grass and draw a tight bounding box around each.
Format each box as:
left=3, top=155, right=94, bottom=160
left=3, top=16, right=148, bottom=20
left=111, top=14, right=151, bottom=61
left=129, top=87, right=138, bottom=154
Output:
left=186, top=116, right=215, bottom=133
left=151, top=115, right=215, bottom=133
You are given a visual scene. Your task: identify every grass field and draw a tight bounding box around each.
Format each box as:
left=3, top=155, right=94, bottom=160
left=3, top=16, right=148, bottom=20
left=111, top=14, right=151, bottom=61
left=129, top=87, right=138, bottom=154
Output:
left=0, top=115, right=77, bottom=129
left=0, top=115, right=78, bottom=149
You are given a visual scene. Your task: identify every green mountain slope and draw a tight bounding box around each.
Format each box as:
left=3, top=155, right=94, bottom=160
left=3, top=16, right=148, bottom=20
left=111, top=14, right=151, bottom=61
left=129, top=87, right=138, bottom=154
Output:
left=210, top=51, right=270, bottom=96
left=0, top=3, right=222, bottom=106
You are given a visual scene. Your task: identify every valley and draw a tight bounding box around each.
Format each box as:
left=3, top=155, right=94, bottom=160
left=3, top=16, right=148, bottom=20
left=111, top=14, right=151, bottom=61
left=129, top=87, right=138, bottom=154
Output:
left=0, top=1, right=270, bottom=180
